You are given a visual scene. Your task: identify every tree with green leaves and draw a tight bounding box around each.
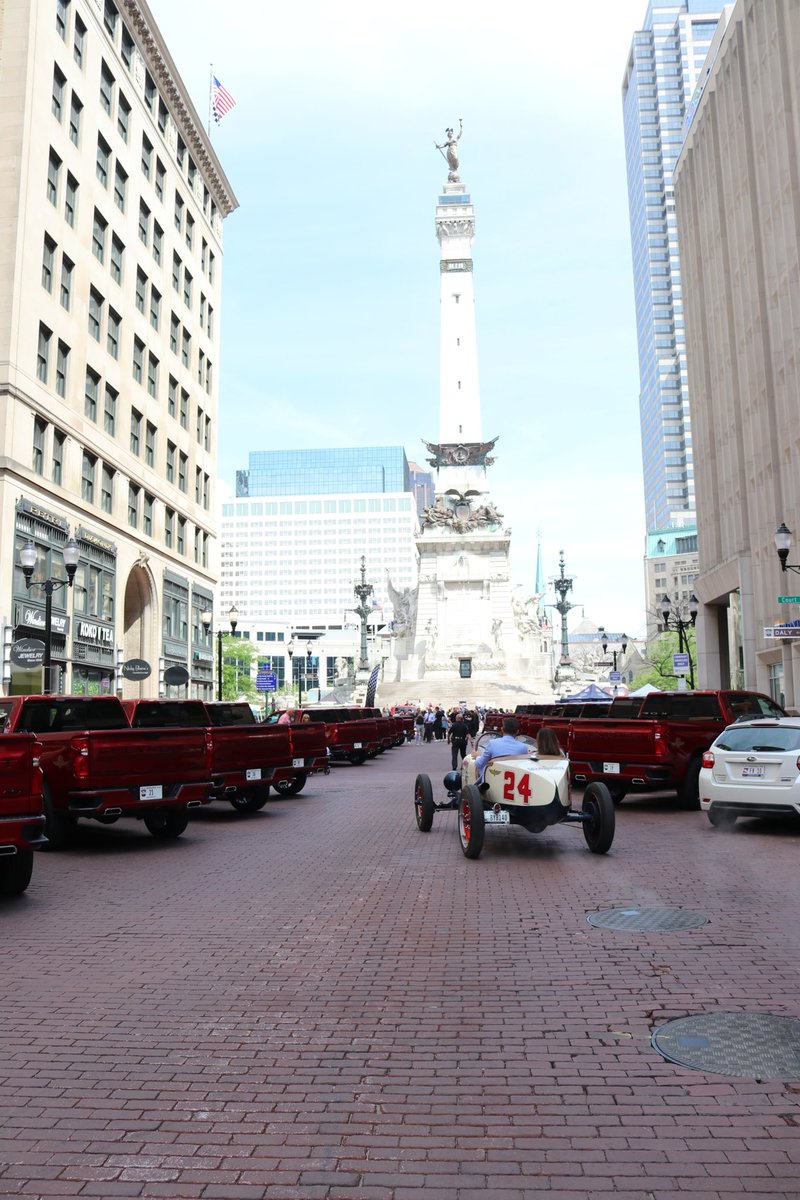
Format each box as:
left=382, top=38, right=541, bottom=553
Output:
left=220, top=634, right=258, bottom=701
left=629, top=627, right=697, bottom=693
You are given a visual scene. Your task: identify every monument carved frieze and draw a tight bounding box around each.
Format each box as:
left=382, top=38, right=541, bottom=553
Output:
left=423, top=438, right=498, bottom=468
left=440, top=259, right=473, bottom=273
left=436, top=218, right=475, bottom=239
left=420, top=494, right=504, bottom=534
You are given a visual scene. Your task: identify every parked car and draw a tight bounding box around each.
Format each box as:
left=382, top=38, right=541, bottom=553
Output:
left=0, top=733, right=47, bottom=895
left=699, top=717, right=800, bottom=827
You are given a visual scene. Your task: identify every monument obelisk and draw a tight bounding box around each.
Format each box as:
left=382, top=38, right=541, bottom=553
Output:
left=388, top=124, right=552, bottom=697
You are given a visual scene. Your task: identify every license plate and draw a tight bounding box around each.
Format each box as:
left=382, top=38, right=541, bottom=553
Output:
left=139, top=785, right=162, bottom=800
left=246, top=768, right=261, bottom=781
left=292, top=758, right=304, bottom=768
left=741, top=766, right=765, bottom=778
left=485, top=810, right=510, bottom=824
left=603, top=762, right=621, bottom=774
left=354, top=742, right=362, bottom=749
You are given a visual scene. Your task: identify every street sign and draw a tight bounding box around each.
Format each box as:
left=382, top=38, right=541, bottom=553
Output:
left=764, top=626, right=800, bottom=639
left=256, top=671, right=277, bottom=692
left=673, top=652, right=690, bottom=674
left=609, top=671, right=622, bottom=682
left=778, top=596, right=800, bottom=603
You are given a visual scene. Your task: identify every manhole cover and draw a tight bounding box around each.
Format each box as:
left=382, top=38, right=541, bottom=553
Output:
left=652, top=1012, right=800, bottom=1078
left=586, top=906, right=709, bottom=931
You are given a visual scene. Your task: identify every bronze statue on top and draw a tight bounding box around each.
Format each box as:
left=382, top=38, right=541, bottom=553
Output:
left=435, top=119, right=463, bottom=182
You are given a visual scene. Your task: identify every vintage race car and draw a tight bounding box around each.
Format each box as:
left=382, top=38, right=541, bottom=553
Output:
left=414, top=734, right=615, bottom=859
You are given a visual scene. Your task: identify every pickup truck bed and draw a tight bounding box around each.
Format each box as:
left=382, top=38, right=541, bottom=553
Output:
left=0, top=734, right=47, bottom=895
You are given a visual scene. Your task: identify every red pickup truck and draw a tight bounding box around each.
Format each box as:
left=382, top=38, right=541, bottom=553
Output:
left=567, top=690, right=785, bottom=807
left=0, top=733, right=47, bottom=895
left=273, top=707, right=381, bottom=765
left=123, top=700, right=328, bottom=808
left=0, top=696, right=213, bottom=847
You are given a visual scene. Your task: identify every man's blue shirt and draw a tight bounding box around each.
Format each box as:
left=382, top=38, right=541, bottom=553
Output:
left=475, top=734, right=532, bottom=780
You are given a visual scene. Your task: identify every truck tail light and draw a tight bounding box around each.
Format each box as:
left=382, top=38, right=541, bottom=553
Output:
left=702, top=750, right=715, bottom=769
left=31, top=742, right=44, bottom=803
left=329, top=727, right=338, bottom=744
left=204, top=728, right=214, bottom=771
left=654, top=725, right=667, bottom=757
left=71, top=736, right=90, bottom=783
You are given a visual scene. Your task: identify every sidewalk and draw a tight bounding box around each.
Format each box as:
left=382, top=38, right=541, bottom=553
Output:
left=0, top=743, right=799, bottom=1198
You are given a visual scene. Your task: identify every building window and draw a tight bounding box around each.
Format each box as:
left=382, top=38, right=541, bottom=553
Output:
left=185, top=212, right=194, bottom=251
left=170, top=312, right=179, bottom=353
left=166, top=441, right=175, bottom=483
left=143, top=493, right=153, bottom=536
left=195, top=466, right=202, bottom=503
left=132, top=337, right=144, bottom=384
left=103, top=1, right=118, bottom=37
left=135, top=267, right=147, bottom=313
left=180, top=390, right=188, bottom=429
left=33, top=417, right=46, bottom=475
left=144, top=70, right=155, bottom=111
left=56, top=0, right=69, bottom=40
left=52, top=65, right=66, bottom=121
left=164, top=507, right=174, bottom=548
left=128, top=483, right=140, bottom=528
left=42, top=234, right=56, bottom=292
left=99, top=61, right=115, bottom=116
left=101, top=464, right=114, bottom=514
left=52, top=429, right=65, bottom=484
left=82, top=450, right=96, bottom=503
left=37, top=323, right=51, bottom=383
left=141, top=134, right=152, bottom=178
left=117, top=93, right=130, bottom=141
left=203, top=473, right=210, bottom=509
left=174, top=191, right=184, bottom=232
left=168, top=376, right=177, bottom=417
left=145, top=421, right=156, bottom=467
left=183, top=269, right=192, bottom=308
left=47, top=149, right=61, bottom=205
left=107, top=308, right=120, bottom=359
left=147, top=352, right=158, bottom=398
left=110, top=234, right=124, bottom=284
left=178, top=451, right=187, bottom=492
left=172, top=252, right=181, bottom=292
left=103, top=385, right=117, bottom=436
left=149, top=285, right=161, bottom=330
left=59, top=255, right=73, bottom=309
left=113, top=163, right=127, bottom=211
left=152, top=221, right=162, bottom=265
left=121, top=24, right=134, bottom=70
left=88, top=287, right=103, bottom=341
left=96, top=135, right=110, bottom=187
left=177, top=517, right=185, bottom=555
left=64, top=173, right=77, bottom=226
left=84, top=368, right=99, bottom=420
left=130, top=408, right=141, bottom=455
left=204, top=415, right=211, bottom=451
left=157, top=98, right=168, bottom=134
left=155, top=159, right=165, bottom=200
left=181, top=329, right=191, bottom=368
left=92, top=209, right=107, bottom=263
left=55, top=341, right=69, bottom=397
left=73, top=15, right=85, bottom=66
left=69, top=91, right=82, bottom=145
left=138, top=199, right=150, bottom=245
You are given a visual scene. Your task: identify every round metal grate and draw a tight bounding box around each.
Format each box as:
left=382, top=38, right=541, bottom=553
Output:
left=586, top=906, right=709, bottom=931
left=652, top=1012, right=800, bottom=1079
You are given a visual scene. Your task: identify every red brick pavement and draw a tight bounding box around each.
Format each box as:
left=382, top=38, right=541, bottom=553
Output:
left=1, top=741, right=799, bottom=1199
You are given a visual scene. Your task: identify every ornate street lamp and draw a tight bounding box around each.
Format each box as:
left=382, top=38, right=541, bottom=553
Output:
left=775, top=522, right=800, bottom=573
left=19, top=537, right=79, bottom=694
left=201, top=604, right=239, bottom=701
left=659, top=594, right=698, bottom=689
left=352, top=556, right=374, bottom=672
left=600, top=630, right=629, bottom=673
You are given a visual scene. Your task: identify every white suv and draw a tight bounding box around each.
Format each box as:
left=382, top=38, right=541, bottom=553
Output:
left=699, top=718, right=800, bottom=829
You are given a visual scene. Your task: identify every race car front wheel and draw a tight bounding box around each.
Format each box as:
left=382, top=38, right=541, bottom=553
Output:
left=459, top=783, right=485, bottom=859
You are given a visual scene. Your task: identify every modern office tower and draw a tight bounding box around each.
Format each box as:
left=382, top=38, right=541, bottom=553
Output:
left=674, top=0, right=800, bottom=702
left=220, top=447, right=420, bottom=689
left=0, top=0, right=237, bottom=697
left=622, top=1, right=725, bottom=593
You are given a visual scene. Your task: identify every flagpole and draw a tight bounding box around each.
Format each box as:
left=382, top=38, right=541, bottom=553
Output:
left=208, top=64, right=213, bottom=136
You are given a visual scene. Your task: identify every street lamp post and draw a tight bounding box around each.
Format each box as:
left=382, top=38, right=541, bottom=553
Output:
left=775, top=522, right=800, bottom=573
left=19, top=538, right=80, bottom=694
left=201, top=604, right=239, bottom=701
left=305, top=642, right=313, bottom=700
left=287, top=639, right=299, bottom=707
left=352, top=556, right=374, bottom=672
left=659, top=594, right=699, bottom=689
left=600, top=630, right=629, bottom=674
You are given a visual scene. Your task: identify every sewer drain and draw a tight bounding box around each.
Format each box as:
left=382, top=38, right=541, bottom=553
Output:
left=586, top=906, right=709, bottom=931
left=652, top=1012, right=800, bottom=1078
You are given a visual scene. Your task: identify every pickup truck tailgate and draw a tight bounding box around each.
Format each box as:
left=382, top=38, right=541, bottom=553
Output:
left=210, top=725, right=290, bottom=774
left=287, top=724, right=327, bottom=768
left=81, top=728, right=211, bottom=788
left=568, top=720, right=658, bottom=767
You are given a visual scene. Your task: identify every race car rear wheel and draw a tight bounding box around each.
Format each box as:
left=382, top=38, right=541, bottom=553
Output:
left=582, top=782, right=615, bottom=854
left=459, top=783, right=485, bottom=859
left=414, top=773, right=435, bottom=832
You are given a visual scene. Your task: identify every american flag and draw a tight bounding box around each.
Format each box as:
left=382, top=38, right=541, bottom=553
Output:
left=211, top=76, right=236, bottom=124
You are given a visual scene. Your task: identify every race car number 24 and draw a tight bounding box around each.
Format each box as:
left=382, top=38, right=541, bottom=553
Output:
left=503, top=772, right=531, bottom=804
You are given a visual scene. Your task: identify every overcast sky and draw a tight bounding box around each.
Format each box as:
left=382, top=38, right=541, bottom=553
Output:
left=152, top=0, right=650, bottom=638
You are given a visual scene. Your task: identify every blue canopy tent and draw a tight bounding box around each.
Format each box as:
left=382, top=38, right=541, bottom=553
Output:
left=558, top=683, right=613, bottom=703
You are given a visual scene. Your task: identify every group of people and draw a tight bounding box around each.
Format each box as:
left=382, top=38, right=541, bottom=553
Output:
left=414, top=705, right=482, bottom=767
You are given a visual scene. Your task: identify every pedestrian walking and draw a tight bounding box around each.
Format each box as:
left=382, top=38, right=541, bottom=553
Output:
left=433, top=707, right=444, bottom=741
left=415, top=709, right=424, bottom=743
left=447, top=711, right=471, bottom=770
left=423, top=707, right=436, bottom=743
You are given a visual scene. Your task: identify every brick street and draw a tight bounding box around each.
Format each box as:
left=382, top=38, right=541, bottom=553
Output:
left=1, top=742, right=800, bottom=1200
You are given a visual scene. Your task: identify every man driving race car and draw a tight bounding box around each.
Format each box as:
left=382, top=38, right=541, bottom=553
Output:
left=473, top=716, right=532, bottom=782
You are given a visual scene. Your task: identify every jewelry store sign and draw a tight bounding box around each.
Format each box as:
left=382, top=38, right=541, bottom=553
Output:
left=15, top=603, right=70, bottom=636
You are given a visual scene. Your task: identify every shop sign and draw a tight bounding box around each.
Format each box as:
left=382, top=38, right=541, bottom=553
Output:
left=18, top=499, right=68, bottom=530
left=75, top=527, right=116, bottom=555
left=121, top=658, right=151, bottom=681
left=10, top=638, right=45, bottom=668
left=76, top=620, right=114, bottom=645
left=164, top=664, right=189, bottom=685
left=15, top=602, right=70, bottom=637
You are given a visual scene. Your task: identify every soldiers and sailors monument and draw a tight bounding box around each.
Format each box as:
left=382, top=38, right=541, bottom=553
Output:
left=386, top=124, right=552, bottom=697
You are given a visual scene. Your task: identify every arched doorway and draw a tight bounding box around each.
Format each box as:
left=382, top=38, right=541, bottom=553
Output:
left=122, top=560, right=156, bottom=698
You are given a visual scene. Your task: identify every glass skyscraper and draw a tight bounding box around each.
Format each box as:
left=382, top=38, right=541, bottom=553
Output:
left=623, top=1, right=726, bottom=532
left=236, top=447, right=411, bottom=498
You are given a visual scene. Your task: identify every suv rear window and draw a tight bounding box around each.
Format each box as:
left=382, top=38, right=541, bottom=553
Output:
left=716, top=725, right=800, bottom=752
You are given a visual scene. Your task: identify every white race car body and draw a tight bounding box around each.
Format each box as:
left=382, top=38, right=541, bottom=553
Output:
left=462, top=752, right=570, bottom=830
